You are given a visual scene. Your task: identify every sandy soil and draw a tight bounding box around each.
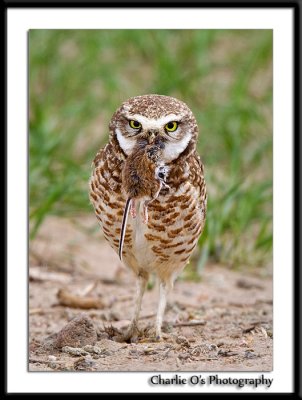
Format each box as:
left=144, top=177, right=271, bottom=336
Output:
left=29, top=216, right=273, bottom=372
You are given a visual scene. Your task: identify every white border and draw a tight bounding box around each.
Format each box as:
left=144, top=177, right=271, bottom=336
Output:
left=7, top=7, right=293, bottom=393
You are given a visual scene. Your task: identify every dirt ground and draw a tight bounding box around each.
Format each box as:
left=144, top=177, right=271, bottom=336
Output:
left=29, top=215, right=273, bottom=372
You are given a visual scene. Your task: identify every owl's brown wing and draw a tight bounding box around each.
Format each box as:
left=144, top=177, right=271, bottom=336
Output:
left=189, top=152, right=207, bottom=219
left=89, top=141, right=128, bottom=250
left=167, top=150, right=207, bottom=217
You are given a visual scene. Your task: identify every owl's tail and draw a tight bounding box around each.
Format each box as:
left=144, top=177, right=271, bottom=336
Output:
left=118, top=198, right=132, bottom=262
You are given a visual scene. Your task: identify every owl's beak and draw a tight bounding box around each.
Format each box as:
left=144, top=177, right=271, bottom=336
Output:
left=147, top=130, right=157, bottom=144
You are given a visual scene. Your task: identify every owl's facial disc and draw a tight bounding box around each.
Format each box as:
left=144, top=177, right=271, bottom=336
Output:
left=115, top=113, right=192, bottom=162
left=161, top=132, right=191, bottom=162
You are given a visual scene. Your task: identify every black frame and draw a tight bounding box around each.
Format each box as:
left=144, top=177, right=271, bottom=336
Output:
left=4, top=0, right=301, bottom=397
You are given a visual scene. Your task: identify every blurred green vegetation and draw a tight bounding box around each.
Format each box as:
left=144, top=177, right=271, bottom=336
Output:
left=29, top=29, right=272, bottom=271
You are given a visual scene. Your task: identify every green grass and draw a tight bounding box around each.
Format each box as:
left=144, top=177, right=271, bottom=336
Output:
left=29, top=29, right=272, bottom=270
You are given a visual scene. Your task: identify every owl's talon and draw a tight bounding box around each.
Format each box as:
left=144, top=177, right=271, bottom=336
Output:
left=122, top=322, right=140, bottom=343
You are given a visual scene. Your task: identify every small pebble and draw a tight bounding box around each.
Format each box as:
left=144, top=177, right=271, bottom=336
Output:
left=178, top=353, right=190, bottom=360
left=206, top=344, right=218, bottom=351
left=62, top=346, right=89, bottom=356
left=143, top=346, right=156, bottom=355
left=176, top=336, right=190, bottom=347
left=74, top=355, right=97, bottom=371
left=47, top=354, right=57, bottom=369
left=245, top=350, right=258, bottom=359
left=83, top=345, right=103, bottom=355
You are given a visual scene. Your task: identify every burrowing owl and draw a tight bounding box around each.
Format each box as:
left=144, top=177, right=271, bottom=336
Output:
left=89, top=94, right=207, bottom=339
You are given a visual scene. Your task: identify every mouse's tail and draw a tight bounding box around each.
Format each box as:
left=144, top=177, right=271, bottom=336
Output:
left=118, top=198, right=132, bottom=262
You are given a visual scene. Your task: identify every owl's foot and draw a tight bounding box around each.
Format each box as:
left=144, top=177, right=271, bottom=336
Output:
left=140, top=326, right=168, bottom=342
left=155, top=329, right=162, bottom=341
left=122, top=322, right=140, bottom=343
left=130, top=199, right=136, bottom=219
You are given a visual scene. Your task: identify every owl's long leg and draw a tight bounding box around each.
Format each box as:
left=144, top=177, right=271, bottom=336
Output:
left=124, top=271, right=149, bottom=340
left=155, top=281, right=170, bottom=339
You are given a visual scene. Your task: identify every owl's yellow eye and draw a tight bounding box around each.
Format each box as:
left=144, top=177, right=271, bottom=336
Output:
left=129, top=120, right=142, bottom=129
left=165, top=121, right=178, bottom=132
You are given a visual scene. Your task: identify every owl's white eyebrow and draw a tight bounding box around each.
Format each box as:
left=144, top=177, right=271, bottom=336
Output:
left=126, top=114, right=184, bottom=129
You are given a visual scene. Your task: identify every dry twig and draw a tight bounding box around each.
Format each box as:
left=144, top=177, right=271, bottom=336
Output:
left=173, top=320, right=206, bottom=327
left=57, top=288, right=104, bottom=309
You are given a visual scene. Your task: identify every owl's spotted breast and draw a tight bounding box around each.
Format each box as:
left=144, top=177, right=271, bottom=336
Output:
left=89, top=138, right=206, bottom=285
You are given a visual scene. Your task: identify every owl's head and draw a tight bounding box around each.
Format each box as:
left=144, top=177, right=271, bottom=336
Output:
left=109, top=94, right=199, bottom=163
